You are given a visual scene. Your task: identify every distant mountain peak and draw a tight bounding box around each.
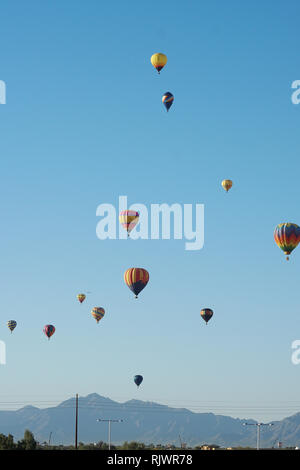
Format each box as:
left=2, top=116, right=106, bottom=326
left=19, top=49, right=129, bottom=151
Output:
left=58, top=393, right=116, bottom=407
left=124, top=399, right=149, bottom=405
left=17, top=405, right=39, bottom=411
left=84, top=393, right=117, bottom=404
left=86, top=393, right=101, bottom=399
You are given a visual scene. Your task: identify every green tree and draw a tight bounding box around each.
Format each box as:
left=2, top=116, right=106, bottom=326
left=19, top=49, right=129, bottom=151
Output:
left=121, top=441, right=146, bottom=450
left=0, top=433, right=15, bottom=450
left=17, top=429, right=37, bottom=450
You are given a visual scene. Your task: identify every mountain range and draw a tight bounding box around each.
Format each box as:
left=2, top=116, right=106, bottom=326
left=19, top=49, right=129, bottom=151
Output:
left=0, top=393, right=300, bottom=448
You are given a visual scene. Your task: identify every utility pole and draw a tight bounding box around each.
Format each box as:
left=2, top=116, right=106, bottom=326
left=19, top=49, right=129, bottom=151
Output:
left=75, top=394, right=78, bottom=450
left=96, top=418, right=123, bottom=450
left=243, top=422, right=273, bottom=450
left=179, top=435, right=186, bottom=449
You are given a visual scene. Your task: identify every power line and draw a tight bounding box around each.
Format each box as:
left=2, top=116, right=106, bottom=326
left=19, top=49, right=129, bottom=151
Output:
left=0, top=398, right=299, bottom=419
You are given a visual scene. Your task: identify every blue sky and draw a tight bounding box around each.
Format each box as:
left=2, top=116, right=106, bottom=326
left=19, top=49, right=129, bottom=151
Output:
left=0, top=0, right=300, bottom=424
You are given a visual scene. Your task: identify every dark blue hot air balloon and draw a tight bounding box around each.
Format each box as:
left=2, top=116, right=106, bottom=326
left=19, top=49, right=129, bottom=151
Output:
left=162, top=92, right=174, bottom=112
left=7, top=320, right=17, bottom=333
left=134, top=375, right=143, bottom=387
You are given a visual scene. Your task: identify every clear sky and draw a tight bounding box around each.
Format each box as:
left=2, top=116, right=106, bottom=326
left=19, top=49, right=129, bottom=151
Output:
left=0, top=0, right=300, bottom=423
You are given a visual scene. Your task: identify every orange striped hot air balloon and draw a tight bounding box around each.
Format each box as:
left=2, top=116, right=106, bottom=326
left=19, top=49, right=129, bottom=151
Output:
left=91, top=307, right=105, bottom=323
left=119, top=210, right=139, bottom=237
left=124, top=268, right=149, bottom=298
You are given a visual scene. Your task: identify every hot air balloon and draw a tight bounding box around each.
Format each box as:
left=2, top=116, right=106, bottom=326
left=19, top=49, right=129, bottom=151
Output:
left=91, top=307, right=105, bottom=323
left=119, top=210, right=139, bottom=237
left=221, top=179, right=233, bottom=192
left=44, top=325, right=55, bottom=340
left=7, top=320, right=17, bottom=333
left=274, top=223, right=300, bottom=260
left=124, top=268, right=149, bottom=298
left=200, top=308, right=213, bottom=325
left=151, top=53, right=167, bottom=74
left=162, top=92, right=174, bottom=112
left=134, top=375, right=143, bottom=387
left=77, top=294, right=86, bottom=304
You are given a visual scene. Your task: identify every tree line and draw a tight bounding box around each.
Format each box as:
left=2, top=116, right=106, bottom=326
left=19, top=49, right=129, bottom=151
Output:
left=0, top=432, right=295, bottom=450
left=0, top=433, right=224, bottom=450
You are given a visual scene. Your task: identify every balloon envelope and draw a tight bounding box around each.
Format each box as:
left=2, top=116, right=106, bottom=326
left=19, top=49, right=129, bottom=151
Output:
left=221, top=179, right=233, bottom=192
left=162, top=92, right=174, bottom=112
left=77, top=294, right=86, bottom=303
left=119, top=210, right=139, bottom=235
left=91, top=307, right=105, bottom=323
left=134, top=375, right=143, bottom=387
left=44, top=325, right=55, bottom=339
left=151, top=53, right=167, bottom=73
left=200, top=308, right=213, bottom=324
left=124, top=268, right=149, bottom=298
left=7, top=320, right=17, bottom=333
left=274, top=223, right=300, bottom=259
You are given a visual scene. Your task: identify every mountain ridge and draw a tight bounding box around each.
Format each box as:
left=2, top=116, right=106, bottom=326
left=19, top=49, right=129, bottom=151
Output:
left=0, top=393, right=299, bottom=447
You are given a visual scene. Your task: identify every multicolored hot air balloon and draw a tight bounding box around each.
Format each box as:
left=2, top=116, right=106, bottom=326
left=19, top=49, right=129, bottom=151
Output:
left=200, top=308, right=213, bottom=325
left=162, top=92, right=174, bottom=112
left=77, top=294, right=86, bottom=304
left=151, top=53, right=167, bottom=74
left=119, top=210, right=139, bottom=236
left=7, top=320, right=17, bottom=333
left=91, top=307, right=105, bottom=323
left=44, top=325, right=55, bottom=340
left=124, top=268, right=149, bottom=298
left=134, top=375, right=143, bottom=387
left=221, top=179, right=233, bottom=192
left=274, top=223, right=300, bottom=260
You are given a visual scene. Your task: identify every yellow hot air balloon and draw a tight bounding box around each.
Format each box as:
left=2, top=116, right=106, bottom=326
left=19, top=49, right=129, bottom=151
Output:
left=151, top=53, right=167, bottom=74
left=221, top=179, right=233, bottom=192
left=119, top=210, right=139, bottom=237
left=77, top=294, right=86, bottom=304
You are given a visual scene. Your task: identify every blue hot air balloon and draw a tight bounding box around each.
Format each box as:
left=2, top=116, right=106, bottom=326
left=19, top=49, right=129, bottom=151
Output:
left=7, top=320, right=17, bottom=333
left=162, top=92, right=174, bottom=112
left=134, top=375, right=143, bottom=387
